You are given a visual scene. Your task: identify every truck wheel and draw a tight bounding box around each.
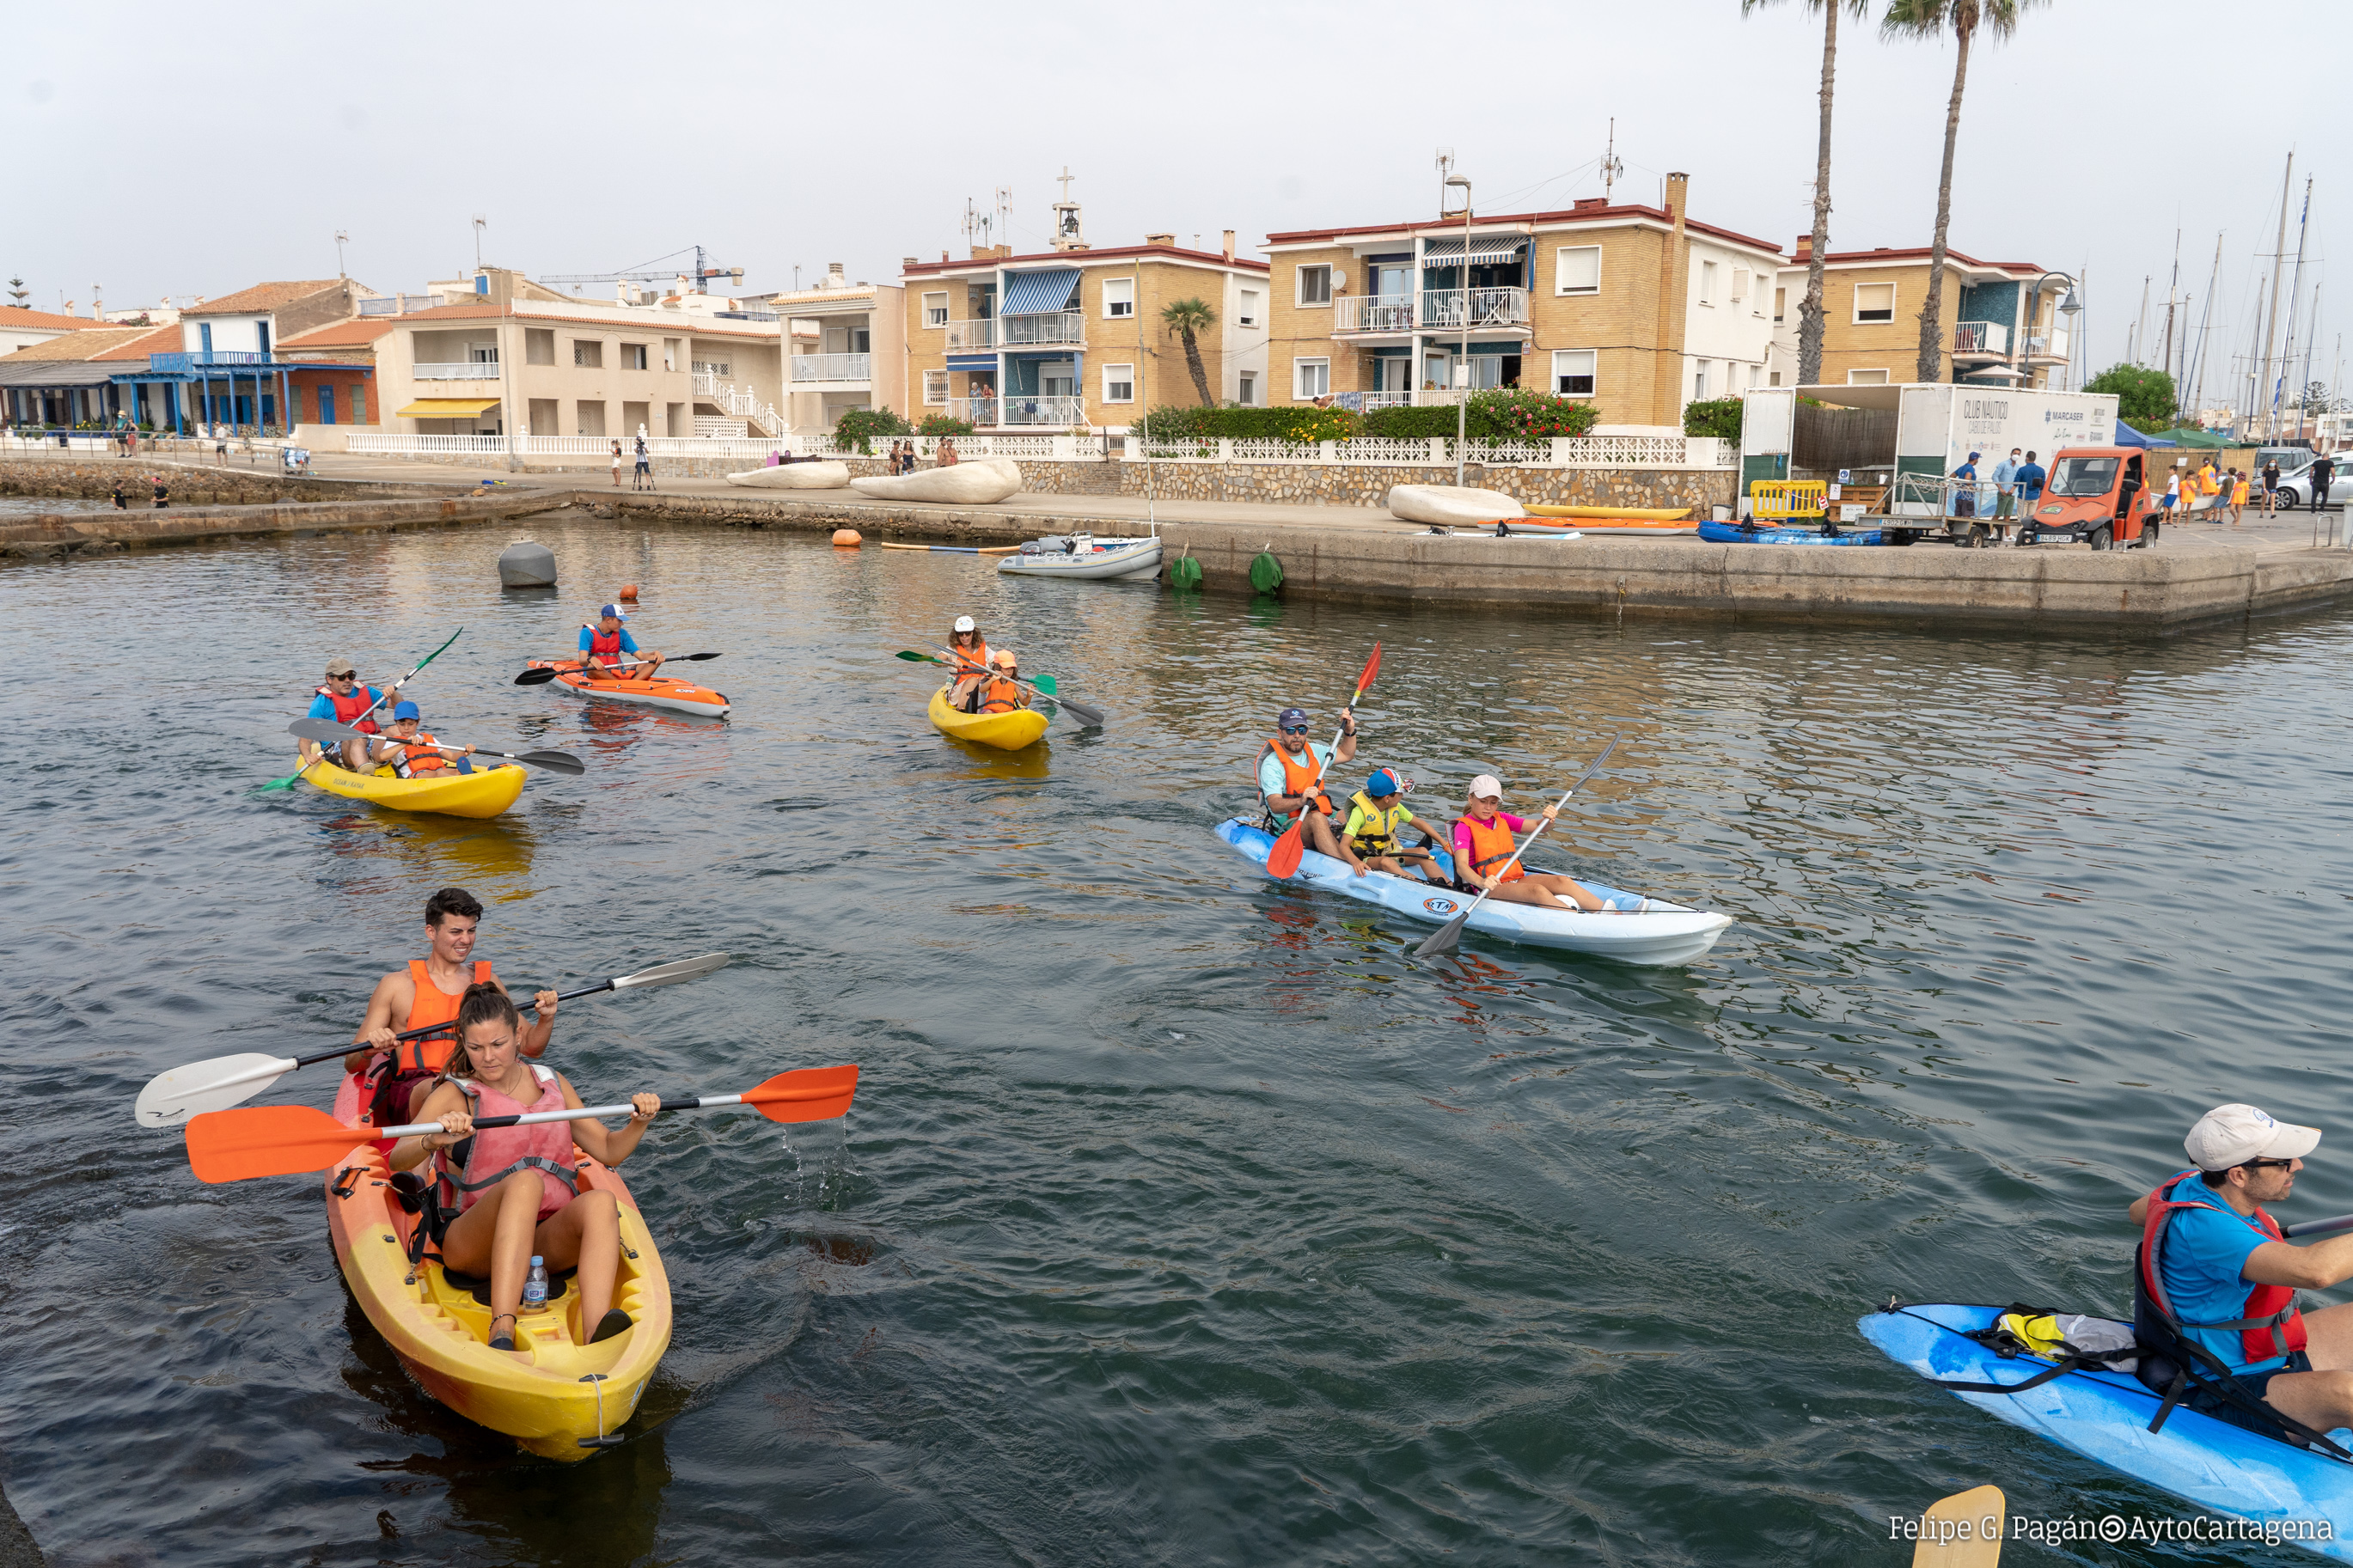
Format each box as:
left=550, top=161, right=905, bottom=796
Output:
left=2089, top=524, right=2112, bottom=552
left=2139, top=522, right=2160, bottom=549
left=1963, top=523, right=1989, bottom=548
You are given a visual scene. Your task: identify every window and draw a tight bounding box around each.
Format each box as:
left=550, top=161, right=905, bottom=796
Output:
left=257, top=322, right=271, bottom=356
left=351, top=385, right=365, bottom=423
left=1731, top=266, right=1749, bottom=304
left=573, top=339, right=602, bottom=368
left=1773, top=287, right=1786, bottom=324
left=1693, top=361, right=1710, bottom=399
left=1297, top=265, right=1332, bottom=307
left=199, top=323, right=213, bottom=353
left=1552, top=349, right=1596, bottom=397
left=1103, top=278, right=1134, bottom=319
left=526, top=328, right=555, bottom=365
left=1238, top=372, right=1256, bottom=406
left=622, top=344, right=648, bottom=370
left=1769, top=370, right=1782, bottom=387
left=1555, top=246, right=1601, bottom=296
left=850, top=327, right=871, bottom=354
left=923, top=291, right=948, bottom=328
left=1238, top=289, right=1260, bottom=327
left=923, top=369, right=948, bottom=406
left=1847, top=368, right=1890, bottom=385
left=1293, top=357, right=1330, bottom=398
left=468, top=343, right=498, bottom=363
left=1747, top=364, right=1762, bottom=390
left=1699, top=261, right=1717, bottom=306
left=1102, top=363, right=1134, bottom=402
left=1855, top=283, right=1896, bottom=323
left=663, top=338, right=680, bottom=372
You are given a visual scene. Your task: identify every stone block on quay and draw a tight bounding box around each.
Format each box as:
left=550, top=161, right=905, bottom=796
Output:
left=724, top=461, right=850, bottom=490
left=1387, top=484, right=1528, bottom=525
left=849, top=457, right=1022, bottom=504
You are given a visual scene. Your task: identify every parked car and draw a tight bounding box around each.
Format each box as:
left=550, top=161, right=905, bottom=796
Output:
left=2273, top=458, right=2349, bottom=509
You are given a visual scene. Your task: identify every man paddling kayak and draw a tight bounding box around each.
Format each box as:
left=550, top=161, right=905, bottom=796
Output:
left=1256, top=705, right=1356, bottom=860
left=1339, top=769, right=1445, bottom=885
left=581, top=604, right=663, bottom=682
left=1452, top=776, right=1606, bottom=912
left=395, top=984, right=656, bottom=1352
left=946, top=615, right=992, bottom=711
left=343, top=887, right=556, bottom=1126
left=366, top=700, right=476, bottom=777
left=2124, top=1104, right=2353, bottom=1440
left=300, top=656, right=384, bottom=773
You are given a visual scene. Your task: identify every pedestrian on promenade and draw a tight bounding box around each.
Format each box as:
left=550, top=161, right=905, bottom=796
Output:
left=2228, top=469, right=2249, bottom=526
left=2163, top=464, right=2182, bottom=522
left=633, top=436, right=652, bottom=491
left=214, top=424, right=229, bottom=465
left=2261, top=458, right=2281, bottom=516
left=2312, top=453, right=2337, bottom=514
left=1992, top=447, right=2020, bottom=527
left=1951, top=451, right=1980, bottom=520
left=610, top=440, right=623, bottom=487
left=937, top=437, right=960, bottom=468
left=111, top=481, right=126, bottom=509
left=2014, top=449, right=2046, bottom=515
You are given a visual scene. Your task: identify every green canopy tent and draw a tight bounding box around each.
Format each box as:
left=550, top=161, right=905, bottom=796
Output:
left=2145, top=426, right=2234, bottom=448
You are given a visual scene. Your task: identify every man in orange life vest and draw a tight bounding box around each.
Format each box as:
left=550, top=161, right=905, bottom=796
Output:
left=300, top=655, right=384, bottom=772
left=580, top=604, right=663, bottom=682
left=342, top=887, right=558, bottom=1126
left=365, top=700, right=477, bottom=775
left=2127, top=1104, right=2353, bottom=1437
left=1256, top=705, right=1356, bottom=860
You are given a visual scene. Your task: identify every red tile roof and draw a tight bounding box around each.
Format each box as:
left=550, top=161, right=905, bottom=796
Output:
left=0, top=307, right=112, bottom=331
left=184, top=280, right=364, bottom=316
left=278, top=318, right=396, bottom=350
left=1266, top=203, right=1784, bottom=257
left=385, top=302, right=782, bottom=338
left=902, top=243, right=1268, bottom=278
left=0, top=326, right=160, bottom=363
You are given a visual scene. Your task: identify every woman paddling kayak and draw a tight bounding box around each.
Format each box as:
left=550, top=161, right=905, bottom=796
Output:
left=1453, top=775, right=1607, bottom=912
left=392, top=985, right=658, bottom=1351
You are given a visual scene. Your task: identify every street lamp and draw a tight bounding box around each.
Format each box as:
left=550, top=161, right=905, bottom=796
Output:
left=2014, top=272, right=2079, bottom=390
left=1445, top=173, right=1471, bottom=488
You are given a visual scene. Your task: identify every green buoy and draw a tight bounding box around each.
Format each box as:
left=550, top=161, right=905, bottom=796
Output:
left=1168, top=554, right=1204, bottom=591
left=1248, top=551, right=1284, bottom=594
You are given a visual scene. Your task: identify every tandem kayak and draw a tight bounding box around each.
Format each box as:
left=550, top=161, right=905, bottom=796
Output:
left=325, top=1072, right=672, bottom=1460
left=1213, top=817, right=1732, bottom=967
left=526, top=661, right=730, bottom=719
left=1862, top=1302, right=2353, bottom=1559
left=928, top=686, right=1048, bottom=751
left=1699, top=520, right=1885, bottom=546
left=301, top=759, right=526, bottom=820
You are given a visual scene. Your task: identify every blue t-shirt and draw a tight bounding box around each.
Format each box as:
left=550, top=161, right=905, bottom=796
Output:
left=578, top=626, right=639, bottom=656
left=2014, top=462, right=2046, bottom=501
left=2156, top=1173, right=2289, bottom=1374
left=306, top=686, right=382, bottom=723
left=1257, top=741, right=1335, bottom=813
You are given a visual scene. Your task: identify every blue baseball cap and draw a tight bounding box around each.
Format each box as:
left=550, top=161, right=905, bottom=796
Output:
left=392, top=700, right=421, bottom=721
left=1366, top=769, right=1401, bottom=796
left=599, top=603, right=627, bottom=620
left=1278, top=707, right=1310, bottom=730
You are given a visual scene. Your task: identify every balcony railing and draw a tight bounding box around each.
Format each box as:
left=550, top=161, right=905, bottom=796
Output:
left=1332, top=294, right=1416, bottom=333
left=414, top=361, right=500, bottom=381
left=999, top=394, right=1086, bottom=426
left=999, top=311, right=1084, bottom=346
left=1952, top=321, right=2010, bottom=356
left=148, top=351, right=275, bottom=372
left=1420, top=287, right=1529, bottom=330
left=358, top=292, right=445, bottom=316
left=791, top=352, right=872, bottom=382
left=2027, top=327, right=2070, bottom=360
left=944, top=319, right=998, bottom=351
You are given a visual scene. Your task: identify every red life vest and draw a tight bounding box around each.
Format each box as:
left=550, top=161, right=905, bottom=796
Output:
left=1255, top=736, right=1334, bottom=821
left=585, top=623, right=626, bottom=668
left=391, top=730, right=455, bottom=778
left=1452, top=812, right=1527, bottom=882
left=315, top=683, right=381, bottom=734
left=433, top=1064, right=578, bottom=1221
left=2137, top=1169, right=2307, bottom=1364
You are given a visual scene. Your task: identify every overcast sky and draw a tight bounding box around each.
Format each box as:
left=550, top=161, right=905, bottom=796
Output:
left=8, top=0, right=2342, bottom=401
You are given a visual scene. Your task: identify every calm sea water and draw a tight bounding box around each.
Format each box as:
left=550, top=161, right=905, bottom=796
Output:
left=4, top=512, right=2350, bottom=1566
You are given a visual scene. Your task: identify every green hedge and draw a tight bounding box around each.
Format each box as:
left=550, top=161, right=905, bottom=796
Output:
left=1682, top=398, right=1743, bottom=440
left=1363, top=387, right=1598, bottom=440
left=1141, top=406, right=1361, bottom=441
left=914, top=412, right=974, bottom=437
left=834, top=406, right=911, bottom=453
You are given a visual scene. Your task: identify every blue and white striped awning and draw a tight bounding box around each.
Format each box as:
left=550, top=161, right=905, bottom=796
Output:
left=998, top=268, right=1080, bottom=316
left=945, top=354, right=997, bottom=372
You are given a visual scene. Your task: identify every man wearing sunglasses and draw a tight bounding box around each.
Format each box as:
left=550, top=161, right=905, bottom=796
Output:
left=301, top=657, right=384, bottom=773
left=1255, top=705, right=1356, bottom=860
left=2126, top=1104, right=2353, bottom=1438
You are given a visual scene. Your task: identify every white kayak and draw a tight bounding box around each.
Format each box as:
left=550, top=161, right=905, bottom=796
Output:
left=997, top=532, right=1163, bottom=582
left=1213, top=817, right=1732, bottom=967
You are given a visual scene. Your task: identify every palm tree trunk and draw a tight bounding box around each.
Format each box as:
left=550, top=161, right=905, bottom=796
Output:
left=1915, top=3, right=1976, bottom=384
left=1797, top=0, right=1840, bottom=387
left=1181, top=329, right=1213, bottom=406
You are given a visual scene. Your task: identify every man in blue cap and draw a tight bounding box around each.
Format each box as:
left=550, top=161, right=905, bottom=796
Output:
left=1337, top=767, right=1445, bottom=885
left=1256, top=705, right=1356, bottom=859
left=579, top=603, right=663, bottom=682
left=367, top=700, right=476, bottom=776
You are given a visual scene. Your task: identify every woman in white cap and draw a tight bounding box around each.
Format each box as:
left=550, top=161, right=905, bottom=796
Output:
left=946, top=616, right=992, bottom=711
left=1451, top=776, right=1606, bottom=912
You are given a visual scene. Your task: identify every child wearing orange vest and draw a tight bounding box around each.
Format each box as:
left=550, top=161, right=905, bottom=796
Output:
left=368, top=701, right=477, bottom=777
left=1451, top=775, right=1607, bottom=912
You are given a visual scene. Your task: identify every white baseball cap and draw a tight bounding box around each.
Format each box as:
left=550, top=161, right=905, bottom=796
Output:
left=2185, top=1104, right=2320, bottom=1172
left=953, top=615, right=976, bottom=633
left=1468, top=774, right=1503, bottom=800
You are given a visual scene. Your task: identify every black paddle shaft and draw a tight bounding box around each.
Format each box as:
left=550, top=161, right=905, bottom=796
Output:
left=289, top=978, right=618, bottom=1070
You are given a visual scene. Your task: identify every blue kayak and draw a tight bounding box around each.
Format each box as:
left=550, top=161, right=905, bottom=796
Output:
left=1862, top=1302, right=2353, bottom=1558
left=1699, top=520, right=1885, bottom=546
left=1213, top=816, right=1732, bottom=967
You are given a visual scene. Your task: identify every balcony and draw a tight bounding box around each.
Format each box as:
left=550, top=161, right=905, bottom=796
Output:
left=1420, top=287, right=1529, bottom=331
left=1952, top=321, right=2010, bottom=357
left=148, top=351, right=274, bottom=372
left=2027, top=326, right=2070, bottom=361
left=999, top=311, right=1084, bottom=347
left=944, top=319, right=997, bottom=351
left=1332, top=294, right=1416, bottom=334
left=791, top=352, right=871, bottom=383
left=415, top=361, right=500, bottom=381
left=999, top=394, right=1086, bottom=426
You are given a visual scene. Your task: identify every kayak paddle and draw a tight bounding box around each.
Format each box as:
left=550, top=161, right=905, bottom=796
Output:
left=133, top=952, right=733, bottom=1127
left=184, top=1064, right=860, bottom=1182
left=1266, top=643, right=1382, bottom=880
left=262, top=627, right=462, bottom=790
left=515, top=653, right=723, bottom=686
left=898, top=650, right=1106, bottom=729
left=285, top=717, right=584, bottom=775
left=1412, top=735, right=1618, bottom=959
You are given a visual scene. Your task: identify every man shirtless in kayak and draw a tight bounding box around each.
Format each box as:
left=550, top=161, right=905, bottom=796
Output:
left=342, top=886, right=557, bottom=1125
left=1256, top=705, right=1356, bottom=859
left=2126, top=1105, right=2353, bottom=1439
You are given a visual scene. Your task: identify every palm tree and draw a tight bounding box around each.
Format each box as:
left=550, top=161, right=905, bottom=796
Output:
left=1743, top=0, right=1869, bottom=387
left=1882, top=0, right=2038, bottom=383
left=1161, top=297, right=1218, bottom=406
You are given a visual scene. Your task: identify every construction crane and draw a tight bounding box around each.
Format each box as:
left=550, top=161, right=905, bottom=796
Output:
left=538, top=245, right=744, bottom=295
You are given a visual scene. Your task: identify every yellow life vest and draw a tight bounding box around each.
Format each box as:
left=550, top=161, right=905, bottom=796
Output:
left=1345, top=790, right=1413, bottom=855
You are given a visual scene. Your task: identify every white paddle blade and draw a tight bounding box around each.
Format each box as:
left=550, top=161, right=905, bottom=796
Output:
left=134, top=1052, right=299, bottom=1128
left=609, top=952, right=732, bottom=991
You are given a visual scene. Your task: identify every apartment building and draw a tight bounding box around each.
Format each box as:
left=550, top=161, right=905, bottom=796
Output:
left=1766, top=242, right=2071, bottom=390
left=749, top=265, right=905, bottom=435
left=901, top=217, right=1269, bottom=431
left=278, top=317, right=392, bottom=430
left=1264, top=174, right=1781, bottom=427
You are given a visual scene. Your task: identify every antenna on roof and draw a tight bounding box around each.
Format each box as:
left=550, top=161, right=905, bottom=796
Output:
left=472, top=214, right=487, bottom=270
left=334, top=230, right=349, bottom=278
left=1601, top=119, right=1623, bottom=204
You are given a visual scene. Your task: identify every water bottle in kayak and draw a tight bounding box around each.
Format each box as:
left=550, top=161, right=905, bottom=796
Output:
left=523, top=1256, right=549, bottom=1312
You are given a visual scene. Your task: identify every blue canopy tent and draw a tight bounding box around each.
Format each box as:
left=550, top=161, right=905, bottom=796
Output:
left=2112, top=422, right=2175, bottom=448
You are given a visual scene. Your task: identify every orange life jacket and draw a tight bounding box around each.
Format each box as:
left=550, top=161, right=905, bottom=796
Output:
left=315, top=684, right=381, bottom=734
left=978, top=677, right=1024, bottom=714
left=948, top=638, right=992, bottom=676
left=391, top=730, right=455, bottom=778
left=357, top=959, right=494, bottom=1126
left=1452, top=812, right=1526, bottom=882
left=2137, top=1169, right=2307, bottom=1364
left=1256, top=736, right=1334, bottom=821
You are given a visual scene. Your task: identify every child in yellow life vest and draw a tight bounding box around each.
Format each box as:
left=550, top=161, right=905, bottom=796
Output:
left=1339, top=769, right=1445, bottom=885
left=975, top=649, right=1030, bottom=714
left=368, top=700, right=477, bottom=777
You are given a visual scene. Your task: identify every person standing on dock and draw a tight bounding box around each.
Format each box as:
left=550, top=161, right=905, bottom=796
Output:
left=633, top=436, right=652, bottom=492
left=2014, top=450, right=2046, bottom=516
left=2163, top=465, right=2182, bottom=522
left=610, top=440, right=624, bottom=487
left=2261, top=459, right=2282, bottom=516
left=2311, top=455, right=2337, bottom=515
left=1991, top=448, right=2021, bottom=528
left=1951, top=453, right=1980, bottom=520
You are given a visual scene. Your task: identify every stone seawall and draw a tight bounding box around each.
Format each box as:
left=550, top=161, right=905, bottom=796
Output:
left=0, top=455, right=456, bottom=507
left=0, top=489, right=564, bottom=559
left=1109, top=461, right=1734, bottom=512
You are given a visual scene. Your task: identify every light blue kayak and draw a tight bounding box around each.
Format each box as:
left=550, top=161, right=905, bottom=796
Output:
left=1699, top=519, right=1885, bottom=546
left=1862, top=1302, right=2353, bottom=1559
left=1213, top=816, right=1732, bottom=967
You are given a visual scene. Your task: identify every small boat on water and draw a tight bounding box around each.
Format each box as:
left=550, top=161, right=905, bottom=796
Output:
left=525, top=661, right=730, bottom=719
left=1699, top=520, right=1885, bottom=546
left=928, top=686, right=1048, bottom=751
left=1213, top=817, right=1732, bottom=967
left=997, top=531, right=1163, bottom=582
left=301, top=758, right=526, bottom=820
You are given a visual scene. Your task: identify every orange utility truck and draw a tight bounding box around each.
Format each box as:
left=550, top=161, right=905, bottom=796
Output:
left=2017, top=446, right=2161, bottom=550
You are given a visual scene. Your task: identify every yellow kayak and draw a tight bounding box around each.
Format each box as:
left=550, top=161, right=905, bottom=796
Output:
left=928, top=686, right=1048, bottom=751
left=327, top=1073, right=672, bottom=1460
left=301, top=758, right=526, bottom=819
left=1525, top=503, right=1693, bottom=522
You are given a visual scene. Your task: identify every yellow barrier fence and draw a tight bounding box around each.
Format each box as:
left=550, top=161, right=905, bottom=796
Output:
left=1749, top=480, right=1827, bottom=522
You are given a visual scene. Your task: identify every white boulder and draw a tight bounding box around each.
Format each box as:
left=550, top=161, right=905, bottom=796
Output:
left=850, top=456, right=1022, bottom=504
left=724, top=461, right=850, bottom=490
left=1386, top=484, right=1528, bottom=525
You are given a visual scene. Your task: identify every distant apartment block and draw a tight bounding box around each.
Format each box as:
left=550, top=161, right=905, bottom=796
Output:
left=1767, top=242, right=2071, bottom=390
left=743, top=264, right=905, bottom=435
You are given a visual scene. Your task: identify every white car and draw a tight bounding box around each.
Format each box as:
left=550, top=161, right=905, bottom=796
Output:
left=2274, top=463, right=2348, bottom=507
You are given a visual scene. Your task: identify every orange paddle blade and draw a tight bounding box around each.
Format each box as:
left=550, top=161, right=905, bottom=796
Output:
left=1354, top=642, right=1382, bottom=697
left=741, top=1064, right=860, bottom=1123
left=186, top=1104, right=385, bottom=1184
left=1265, top=821, right=1306, bottom=880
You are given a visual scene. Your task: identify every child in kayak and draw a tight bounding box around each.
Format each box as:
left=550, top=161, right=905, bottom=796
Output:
left=394, top=985, right=658, bottom=1352
left=1338, top=769, right=1445, bottom=885
left=366, top=700, right=477, bottom=777
left=1452, top=776, right=1606, bottom=912
left=975, top=649, right=1030, bottom=714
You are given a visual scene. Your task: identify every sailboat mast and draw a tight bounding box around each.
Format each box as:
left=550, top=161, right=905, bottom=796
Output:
left=2257, top=153, right=2294, bottom=442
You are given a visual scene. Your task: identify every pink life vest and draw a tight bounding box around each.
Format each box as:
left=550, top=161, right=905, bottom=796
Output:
left=432, top=1064, right=578, bottom=1221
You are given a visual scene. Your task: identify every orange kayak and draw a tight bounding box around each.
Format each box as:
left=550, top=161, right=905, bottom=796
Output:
left=526, top=661, right=730, bottom=719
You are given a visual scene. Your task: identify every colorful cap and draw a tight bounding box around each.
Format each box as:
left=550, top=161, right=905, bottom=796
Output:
left=1366, top=769, right=1401, bottom=796
left=992, top=648, right=1018, bottom=668
left=599, top=603, right=627, bottom=620
left=1468, top=774, right=1503, bottom=799
left=2185, top=1104, right=2320, bottom=1172
left=392, top=700, right=421, bottom=721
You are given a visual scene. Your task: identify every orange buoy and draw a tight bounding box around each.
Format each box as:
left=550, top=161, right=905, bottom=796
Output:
left=832, top=528, right=862, bottom=548
left=618, top=583, right=639, bottom=601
